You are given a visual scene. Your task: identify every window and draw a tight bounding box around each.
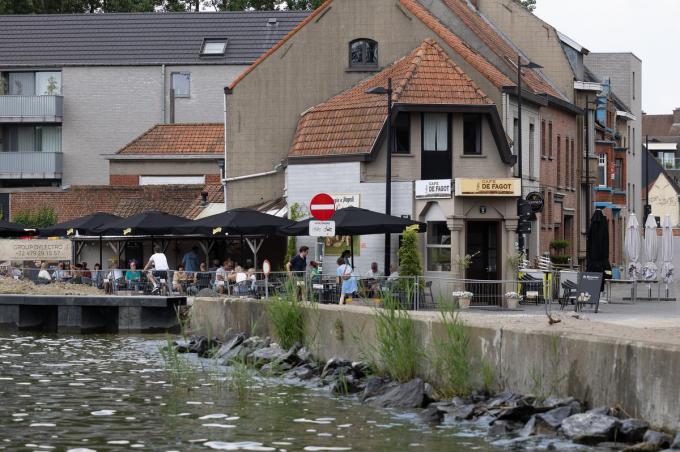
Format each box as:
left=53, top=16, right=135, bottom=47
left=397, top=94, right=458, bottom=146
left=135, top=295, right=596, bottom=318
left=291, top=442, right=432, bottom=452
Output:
left=528, top=123, right=535, bottom=177
left=632, top=71, right=636, bottom=100
left=565, top=136, right=570, bottom=187
left=426, top=221, right=451, bottom=272
left=2, top=125, right=61, bottom=152
left=541, top=120, right=546, bottom=157
left=556, top=135, right=561, bottom=187
left=35, top=72, right=61, bottom=95
left=394, top=112, right=410, bottom=154
left=422, top=113, right=448, bottom=151
left=598, top=153, right=607, bottom=187
left=570, top=139, right=576, bottom=188
left=513, top=117, right=519, bottom=154
left=171, top=72, right=190, bottom=98
left=632, top=128, right=636, bottom=155
left=201, top=40, right=227, bottom=55
left=349, top=39, right=378, bottom=68
left=614, top=158, right=623, bottom=190
left=632, top=184, right=636, bottom=212
left=463, top=114, right=482, bottom=155
left=548, top=121, right=553, bottom=158
left=421, top=113, right=451, bottom=180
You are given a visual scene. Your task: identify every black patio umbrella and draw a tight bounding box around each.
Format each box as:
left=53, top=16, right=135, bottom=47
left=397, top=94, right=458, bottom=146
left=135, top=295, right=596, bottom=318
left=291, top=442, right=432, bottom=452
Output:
left=176, top=208, right=295, bottom=236
left=93, top=211, right=192, bottom=236
left=586, top=209, right=610, bottom=291
left=38, top=212, right=122, bottom=237
left=279, top=207, right=426, bottom=236
left=0, top=219, right=33, bottom=237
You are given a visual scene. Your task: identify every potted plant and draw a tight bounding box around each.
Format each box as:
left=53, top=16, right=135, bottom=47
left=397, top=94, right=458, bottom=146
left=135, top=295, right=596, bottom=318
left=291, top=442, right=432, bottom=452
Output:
left=452, top=291, right=473, bottom=309
left=549, top=240, right=570, bottom=266
left=504, top=291, right=522, bottom=309
left=454, top=251, right=480, bottom=279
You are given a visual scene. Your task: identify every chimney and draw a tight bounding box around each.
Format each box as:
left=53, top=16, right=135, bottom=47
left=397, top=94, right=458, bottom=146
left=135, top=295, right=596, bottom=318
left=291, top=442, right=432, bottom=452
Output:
left=673, top=108, right=680, bottom=124
left=200, top=191, right=208, bottom=207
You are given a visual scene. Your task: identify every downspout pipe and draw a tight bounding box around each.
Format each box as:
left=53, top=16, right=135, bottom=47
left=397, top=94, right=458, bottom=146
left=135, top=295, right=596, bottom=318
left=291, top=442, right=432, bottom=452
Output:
left=161, top=65, right=166, bottom=123
left=223, top=87, right=233, bottom=211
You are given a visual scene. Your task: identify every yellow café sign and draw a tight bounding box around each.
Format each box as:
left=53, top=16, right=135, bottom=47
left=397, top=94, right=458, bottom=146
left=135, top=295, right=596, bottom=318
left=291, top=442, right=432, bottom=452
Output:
left=454, top=178, right=521, bottom=197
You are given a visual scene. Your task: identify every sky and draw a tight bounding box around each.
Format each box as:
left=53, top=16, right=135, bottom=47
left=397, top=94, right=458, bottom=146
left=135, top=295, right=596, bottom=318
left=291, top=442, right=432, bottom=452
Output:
left=534, top=0, right=679, bottom=115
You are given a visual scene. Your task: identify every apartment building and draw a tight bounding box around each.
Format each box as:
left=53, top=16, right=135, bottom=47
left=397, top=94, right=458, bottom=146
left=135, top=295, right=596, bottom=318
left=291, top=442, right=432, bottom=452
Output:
left=0, top=11, right=307, bottom=195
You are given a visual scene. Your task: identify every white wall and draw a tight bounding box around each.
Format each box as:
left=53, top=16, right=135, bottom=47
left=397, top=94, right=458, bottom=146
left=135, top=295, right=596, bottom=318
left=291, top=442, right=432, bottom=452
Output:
left=286, top=161, right=413, bottom=275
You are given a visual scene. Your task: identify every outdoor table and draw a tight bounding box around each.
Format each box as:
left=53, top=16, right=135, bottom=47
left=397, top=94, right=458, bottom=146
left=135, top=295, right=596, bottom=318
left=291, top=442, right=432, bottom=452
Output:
left=606, top=279, right=639, bottom=304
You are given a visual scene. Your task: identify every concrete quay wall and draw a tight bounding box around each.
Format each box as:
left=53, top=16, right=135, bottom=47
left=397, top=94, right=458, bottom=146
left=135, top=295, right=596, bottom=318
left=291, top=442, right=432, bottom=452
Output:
left=191, top=298, right=680, bottom=431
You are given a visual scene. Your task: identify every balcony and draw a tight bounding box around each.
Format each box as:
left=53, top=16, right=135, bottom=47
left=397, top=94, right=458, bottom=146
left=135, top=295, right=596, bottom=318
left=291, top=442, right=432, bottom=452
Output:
left=657, top=157, right=680, bottom=171
left=0, top=152, right=63, bottom=179
left=0, top=96, right=63, bottom=123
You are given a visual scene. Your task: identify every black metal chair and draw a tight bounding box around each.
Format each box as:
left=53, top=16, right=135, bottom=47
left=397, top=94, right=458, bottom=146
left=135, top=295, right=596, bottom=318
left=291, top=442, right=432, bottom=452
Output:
left=560, top=280, right=578, bottom=310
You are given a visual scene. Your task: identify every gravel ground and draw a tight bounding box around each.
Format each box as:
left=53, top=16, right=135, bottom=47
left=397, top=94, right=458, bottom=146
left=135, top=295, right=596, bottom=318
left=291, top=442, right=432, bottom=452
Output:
left=0, top=277, right=104, bottom=296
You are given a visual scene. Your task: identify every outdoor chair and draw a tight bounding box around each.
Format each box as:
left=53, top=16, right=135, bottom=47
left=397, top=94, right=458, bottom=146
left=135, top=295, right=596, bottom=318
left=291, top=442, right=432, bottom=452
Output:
left=419, top=280, right=435, bottom=309
left=519, top=274, right=542, bottom=305
left=560, top=280, right=578, bottom=310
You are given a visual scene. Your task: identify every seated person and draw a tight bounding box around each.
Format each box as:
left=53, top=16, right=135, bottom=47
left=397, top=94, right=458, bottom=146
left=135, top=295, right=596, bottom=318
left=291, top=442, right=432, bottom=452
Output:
left=364, top=262, right=382, bottom=296
left=37, top=263, right=52, bottom=284
left=387, top=264, right=400, bottom=281
left=71, top=263, right=83, bottom=284
left=81, top=262, right=92, bottom=279
left=173, top=265, right=190, bottom=294
left=91, top=263, right=103, bottom=288
left=194, top=262, right=212, bottom=290
left=52, top=262, right=70, bottom=282
left=309, top=261, right=321, bottom=283
left=233, top=266, right=249, bottom=295
left=125, top=261, right=143, bottom=291
left=215, top=260, right=234, bottom=294
left=103, top=264, right=124, bottom=294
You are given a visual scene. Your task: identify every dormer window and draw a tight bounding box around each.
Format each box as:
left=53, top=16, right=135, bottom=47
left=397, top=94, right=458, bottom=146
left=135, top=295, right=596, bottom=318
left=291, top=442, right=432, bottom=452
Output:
left=201, top=39, right=227, bottom=56
left=349, top=39, right=378, bottom=69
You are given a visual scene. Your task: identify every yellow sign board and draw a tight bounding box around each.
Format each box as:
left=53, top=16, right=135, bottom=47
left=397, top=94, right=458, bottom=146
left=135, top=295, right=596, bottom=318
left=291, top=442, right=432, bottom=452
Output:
left=454, top=178, right=521, bottom=197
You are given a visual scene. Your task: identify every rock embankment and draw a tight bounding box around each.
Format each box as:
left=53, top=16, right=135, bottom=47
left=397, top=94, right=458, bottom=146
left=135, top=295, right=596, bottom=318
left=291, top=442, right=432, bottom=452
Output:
left=176, top=334, right=679, bottom=451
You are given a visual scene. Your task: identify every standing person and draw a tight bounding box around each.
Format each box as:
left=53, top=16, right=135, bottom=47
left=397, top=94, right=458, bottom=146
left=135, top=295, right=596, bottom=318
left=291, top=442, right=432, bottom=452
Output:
left=286, top=246, right=309, bottom=275
left=91, top=263, right=103, bottom=288
left=182, top=246, right=200, bottom=273
left=336, top=256, right=357, bottom=305
left=144, top=245, right=169, bottom=294
left=309, top=261, right=321, bottom=283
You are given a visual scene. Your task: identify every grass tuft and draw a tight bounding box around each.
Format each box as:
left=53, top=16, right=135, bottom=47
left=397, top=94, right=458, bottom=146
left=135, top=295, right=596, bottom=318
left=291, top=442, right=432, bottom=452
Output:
left=266, top=277, right=306, bottom=350
left=432, top=298, right=472, bottom=397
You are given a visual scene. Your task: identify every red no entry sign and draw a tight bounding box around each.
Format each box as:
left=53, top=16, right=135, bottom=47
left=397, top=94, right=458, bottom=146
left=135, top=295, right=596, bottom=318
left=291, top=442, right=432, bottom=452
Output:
left=310, top=193, right=336, bottom=221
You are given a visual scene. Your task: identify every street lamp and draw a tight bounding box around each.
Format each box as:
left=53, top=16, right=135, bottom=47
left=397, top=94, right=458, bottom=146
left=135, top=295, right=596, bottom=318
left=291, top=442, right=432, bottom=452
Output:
left=366, top=78, right=394, bottom=275
left=516, top=57, right=542, bottom=256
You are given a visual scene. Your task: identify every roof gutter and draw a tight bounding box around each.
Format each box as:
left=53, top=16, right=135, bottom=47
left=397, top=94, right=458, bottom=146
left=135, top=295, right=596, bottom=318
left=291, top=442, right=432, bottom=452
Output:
left=501, top=86, right=549, bottom=107
left=544, top=94, right=584, bottom=115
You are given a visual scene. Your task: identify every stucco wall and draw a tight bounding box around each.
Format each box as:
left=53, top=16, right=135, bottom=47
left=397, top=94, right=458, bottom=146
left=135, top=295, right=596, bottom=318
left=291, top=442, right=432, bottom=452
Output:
left=225, top=0, right=508, bottom=208
left=649, top=173, right=680, bottom=227
left=61, top=64, right=245, bottom=185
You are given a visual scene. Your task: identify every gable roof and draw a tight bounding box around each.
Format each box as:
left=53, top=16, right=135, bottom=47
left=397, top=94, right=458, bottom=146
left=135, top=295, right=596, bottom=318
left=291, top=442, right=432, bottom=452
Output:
left=437, top=0, right=565, bottom=100
left=116, top=123, right=223, bottom=155
left=643, top=114, right=678, bottom=138
left=289, top=39, right=513, bottom=163
left=0, top=11, right=308, bottom=67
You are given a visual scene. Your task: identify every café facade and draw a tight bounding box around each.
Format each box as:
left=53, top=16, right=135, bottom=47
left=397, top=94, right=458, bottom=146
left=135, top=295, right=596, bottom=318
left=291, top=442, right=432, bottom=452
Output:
left=285, top=40, right=522, bottom=280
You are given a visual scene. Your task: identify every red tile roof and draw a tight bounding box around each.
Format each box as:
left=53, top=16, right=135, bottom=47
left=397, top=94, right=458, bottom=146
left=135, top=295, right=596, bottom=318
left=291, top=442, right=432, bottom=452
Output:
left=289, top=39, right=493, bottom=158
left=117, top=123, right=224, bottom=155
left=439, top=0, right=565, bottom=99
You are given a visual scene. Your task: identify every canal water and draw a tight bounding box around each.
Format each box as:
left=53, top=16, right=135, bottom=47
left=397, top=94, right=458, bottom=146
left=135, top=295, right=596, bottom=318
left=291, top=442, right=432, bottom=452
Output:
left=0, top=334, right=494, bottom=451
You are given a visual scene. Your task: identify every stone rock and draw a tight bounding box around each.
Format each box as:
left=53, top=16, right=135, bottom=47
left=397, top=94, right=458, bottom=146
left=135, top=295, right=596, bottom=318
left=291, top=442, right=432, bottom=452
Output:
left=671, top=431, right=680, bottom=449
left=561, top=412, right=620, bottom=445
left=249, top=344, right=285, bottom=366
left=261, top=361, right=291, bottom=375
left=330, top=375, right=362, bottom=395
left=436, top=402, right=476, bottom=421
left=496, top=396, right=545, bottom=423
left=360, top=376, right=392, bottom=402
left=297, top=347, right=312, bottom=362
left=588, top=406, right=612, bottom=416
left=242, top=336, right=270, bottom=350
left=535, top=406, right=573, bottom=431
left=597, top=442, right=628, bottom=450
left=278, top=342, right=303, bottom=366
left=294, top=366, right=315, bottom=380
left=418, top=404, right=444, bottom=424
left=489, top=420, right=511, bottom=437
left=215, top=333, right=246, bottom=359
left=487, top=391, right=516, bottom=408
left=642, top=431, right=673, bottom=449
left=539, top=396, right=576, bottom=409
left=621, top=443, right=661, bottom=452
left=321, top=357, right=352, bottom=379
left=366, top=378, right=426, bottom=409
left=620, top=419, right=651, bottom=443
left=220, top=344, right=243, bottom=363
left=519, top=416, right=536, bottom=437
left=351, top=361, right=370, bottom=378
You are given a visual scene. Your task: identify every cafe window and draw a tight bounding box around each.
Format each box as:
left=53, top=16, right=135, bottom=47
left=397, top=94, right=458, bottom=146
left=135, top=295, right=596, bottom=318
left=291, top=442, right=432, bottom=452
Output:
left=463, top=114, right=482, bottom=155
left=426, top=221, right=451, bottom=272
left=394, top=112, right=410, bottom=154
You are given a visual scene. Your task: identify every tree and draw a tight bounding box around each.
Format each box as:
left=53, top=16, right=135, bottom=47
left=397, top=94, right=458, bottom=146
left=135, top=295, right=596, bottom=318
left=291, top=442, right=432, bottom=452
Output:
left=516, top=0, right=536, bottom=12
left=398, top=225, right=423, bottom=279
left=13, top=206, right=58, bottom=229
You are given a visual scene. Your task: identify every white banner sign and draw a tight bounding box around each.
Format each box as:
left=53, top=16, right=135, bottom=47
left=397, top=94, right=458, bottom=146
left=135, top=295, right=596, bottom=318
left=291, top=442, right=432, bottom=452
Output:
left=0, top=239, right=72, bottom=261
left=331, top=194, right=360, bottom=209
left=309, top=220, right=336, bottom=237
left=415, top=179, right=452, bottom=199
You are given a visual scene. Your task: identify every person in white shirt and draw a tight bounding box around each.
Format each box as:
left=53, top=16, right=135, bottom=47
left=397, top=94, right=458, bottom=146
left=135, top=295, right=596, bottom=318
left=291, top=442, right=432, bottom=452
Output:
left=365, top=262, right=383, bottom=278
left=37, top=262, right=52, bottom=283
left=387, top=263, right=400, bottom=281
left=215, top=260, right=234, bottom=294
left=144, top=245, right=170, bottom=294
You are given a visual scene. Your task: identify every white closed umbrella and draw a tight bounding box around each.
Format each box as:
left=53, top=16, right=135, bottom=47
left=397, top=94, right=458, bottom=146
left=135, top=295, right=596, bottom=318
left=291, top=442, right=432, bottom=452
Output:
left=642, top=215, right=659, bottom=281
left=624, top=214, right=641, bottom=280
left=661, top=214, right=674, bottom=297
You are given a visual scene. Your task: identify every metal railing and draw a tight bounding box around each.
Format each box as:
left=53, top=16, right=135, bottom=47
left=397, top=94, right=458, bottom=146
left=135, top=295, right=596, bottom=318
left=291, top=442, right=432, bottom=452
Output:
left=0, top=95, right=63, bottom=120
left=0, top=151, right=63, bottom=178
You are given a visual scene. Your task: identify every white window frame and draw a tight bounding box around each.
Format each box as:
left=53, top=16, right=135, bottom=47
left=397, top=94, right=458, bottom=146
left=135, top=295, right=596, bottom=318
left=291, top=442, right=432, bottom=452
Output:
left=171, top=72, right=191, bottom=98
left=598, top=154, right=607, bottom=187
left=139, top=175, right=205, bottom=186
left=201, top=40, right=227, bottom=55
left=425, top=220, right=451, bottom=272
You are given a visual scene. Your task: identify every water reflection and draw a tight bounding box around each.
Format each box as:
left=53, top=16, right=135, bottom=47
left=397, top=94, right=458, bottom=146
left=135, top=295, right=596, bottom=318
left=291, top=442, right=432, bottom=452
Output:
left=0, top=334, right=493, bottom=451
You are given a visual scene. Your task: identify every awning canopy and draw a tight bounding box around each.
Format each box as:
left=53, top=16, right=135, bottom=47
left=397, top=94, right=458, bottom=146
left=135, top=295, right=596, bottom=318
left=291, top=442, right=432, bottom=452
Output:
left=93, top=211, right=192, bottom=236
left=176, top=208, right=294, bottom=236
left=279, top=207, right=426, bottom=236
left=0, top=219, right=33, bottom=238
left=39, top=212, right=123, bottom=237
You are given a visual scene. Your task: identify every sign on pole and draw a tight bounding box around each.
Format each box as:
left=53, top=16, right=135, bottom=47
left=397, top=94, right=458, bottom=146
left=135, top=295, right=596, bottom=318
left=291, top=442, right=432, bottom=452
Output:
left=310, top=193, right=336, bottom=221
left=309, top=220, right=336, bottom=237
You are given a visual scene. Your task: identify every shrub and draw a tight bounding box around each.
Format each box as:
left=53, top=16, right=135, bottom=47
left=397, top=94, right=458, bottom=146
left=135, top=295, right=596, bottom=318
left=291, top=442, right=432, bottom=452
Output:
left=284, top=203, right=304, bottom=266
left=266, top=278, right=306, bottom=349
left=549, top=240, right=569, bottom=252
left=372, top=294, right=421, bottom=382
left=13, top=206, right=58, bottom=228
left=398, top=224, right=422, bottom=279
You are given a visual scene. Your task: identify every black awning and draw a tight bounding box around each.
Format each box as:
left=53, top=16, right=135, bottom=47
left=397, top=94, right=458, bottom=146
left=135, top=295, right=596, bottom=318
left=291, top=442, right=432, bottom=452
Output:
left=93, top=211, right=192, bottom=236
left=0, top=219, right=33, bottom=237
left=176, top=208, right=294, bottom=236
left=38, top=212, right=123, bottom=237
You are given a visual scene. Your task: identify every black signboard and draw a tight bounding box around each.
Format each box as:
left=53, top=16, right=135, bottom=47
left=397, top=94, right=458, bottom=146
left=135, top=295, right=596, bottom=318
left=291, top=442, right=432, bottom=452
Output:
left=526, top=192, right=545, bottom=213
left=576, top=272, right=603, bottom=312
